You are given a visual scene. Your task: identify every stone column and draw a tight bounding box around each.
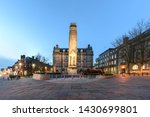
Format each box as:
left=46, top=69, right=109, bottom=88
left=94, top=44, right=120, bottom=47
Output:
left=68, top=23, right=77, bottom=74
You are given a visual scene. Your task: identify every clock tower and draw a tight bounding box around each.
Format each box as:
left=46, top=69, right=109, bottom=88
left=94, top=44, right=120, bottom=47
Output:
left=68, top=23, right=77, bottom=74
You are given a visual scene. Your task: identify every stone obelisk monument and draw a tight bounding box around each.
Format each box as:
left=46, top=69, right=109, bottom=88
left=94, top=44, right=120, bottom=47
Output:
left=67, top=23, right=77, bottom=74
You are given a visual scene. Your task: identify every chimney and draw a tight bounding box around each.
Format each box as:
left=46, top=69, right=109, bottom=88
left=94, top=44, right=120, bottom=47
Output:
left=32, top=56, right=34, bottom=59
left=21, top=55, right=25, bottom=60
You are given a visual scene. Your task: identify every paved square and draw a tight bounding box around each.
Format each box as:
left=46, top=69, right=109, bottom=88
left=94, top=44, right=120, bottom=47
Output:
left=0, top=77, right=150, bottom=100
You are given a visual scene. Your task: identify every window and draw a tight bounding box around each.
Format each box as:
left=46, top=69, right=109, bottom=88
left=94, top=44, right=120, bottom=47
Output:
left=136, top=51, right=140, bottom=59
left=132, top=65, right=138, bottom=70
left=148, top=41, right=150, bottom=46
left=114, top=60, right=116, bottom=65
left=86, top=56, right=91, bottom=61
left=111, top=67, right=113, bottom=72
left=147, top=50, right=150, bottom=58
left=142, top=64, right=149, bottom=69
left=114, top=54, right=116, bottom=58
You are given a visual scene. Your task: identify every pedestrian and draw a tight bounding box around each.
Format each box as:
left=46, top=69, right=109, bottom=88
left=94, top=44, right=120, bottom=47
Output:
left=17, top=75, right=20, bottom=80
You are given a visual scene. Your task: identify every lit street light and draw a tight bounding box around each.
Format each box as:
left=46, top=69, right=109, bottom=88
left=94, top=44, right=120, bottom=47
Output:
left=121, top=65, right=125, bottom=69
left=19, top=62, right=22, bottom=67
left=45, top=66, right=48, bottom=73
left=19, top=62, right=24, bottom=76
left=15, top=66, right=18, bottom=69
left=32, top=63, right=36, bottom=74
left=32, top=63, right=36, bottom=69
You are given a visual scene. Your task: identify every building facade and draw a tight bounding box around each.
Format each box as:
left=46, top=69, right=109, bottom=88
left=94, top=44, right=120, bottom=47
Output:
left=12, top=55, right=52, bottom=76
left=118, top=30, right=150, bottom=74
left=53, top=23, right=93, bottom=74
left=95, top=48, right=118, bottom=74
left=96, top=29, right=150, bottom=75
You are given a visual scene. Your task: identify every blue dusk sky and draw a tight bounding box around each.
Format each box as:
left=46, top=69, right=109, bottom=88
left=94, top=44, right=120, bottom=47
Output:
left=0, top=0, right=150, bottom=68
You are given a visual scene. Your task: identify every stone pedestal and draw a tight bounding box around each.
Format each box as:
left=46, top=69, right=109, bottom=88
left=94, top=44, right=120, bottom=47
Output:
left=67, top=68, right=77, bottom=74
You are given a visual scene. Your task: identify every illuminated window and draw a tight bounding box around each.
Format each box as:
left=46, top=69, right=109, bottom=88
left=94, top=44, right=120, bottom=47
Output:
left=114, top=67, right=116, bottom=72
left=111, top=67, right=113, bottom=72
left=142, top=64, right=149, bottom=69
left=114, top=60, right=116, bottom=65
left=132, top=65, right=138, bottom=70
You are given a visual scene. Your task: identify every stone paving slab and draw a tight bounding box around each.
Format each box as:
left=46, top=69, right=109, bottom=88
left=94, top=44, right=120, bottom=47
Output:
left=0, top=77, right=150, bottom=100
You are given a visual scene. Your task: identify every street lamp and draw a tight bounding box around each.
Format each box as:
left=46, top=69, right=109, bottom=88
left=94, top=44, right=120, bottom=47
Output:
left=45, top=66, right=48, bottom=73
left=121, top=64, right=126, bottom=77
left=15, top=66, right=18, bottom=69
left=19, top=62, right=23, bottom=76
left=7, top=69, right=10, bottom=75
left=32, top=63, right=36, bottom=74
left=32, top=63, right=35, bottom=69
left=121, top=65, right=125, bottom=69
left=14, top=66, right=18, bottom=76
left=19, top=63, right=22, bottom=67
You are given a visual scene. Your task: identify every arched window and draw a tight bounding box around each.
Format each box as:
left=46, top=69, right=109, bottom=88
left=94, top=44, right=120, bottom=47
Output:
left=132, top=65, right=138, bottom=70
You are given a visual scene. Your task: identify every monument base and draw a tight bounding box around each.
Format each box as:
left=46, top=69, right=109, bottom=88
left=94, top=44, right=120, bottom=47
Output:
left=67, top=68, right=77, bottom=74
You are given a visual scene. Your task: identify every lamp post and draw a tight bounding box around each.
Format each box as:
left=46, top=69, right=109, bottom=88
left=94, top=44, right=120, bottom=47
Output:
left=19, top=62, right=23, bottom=76
left=121, top=65, right=125, bottom=69
left=121, top=64, right=126, bottom=77
left=32, top=63, right=36, bottom=74
left=45, top=66, right=47, bottom=73
left=15, top=66, right=18, bottom=76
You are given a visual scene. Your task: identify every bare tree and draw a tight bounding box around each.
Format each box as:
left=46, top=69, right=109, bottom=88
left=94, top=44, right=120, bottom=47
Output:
left=128, top=19, right=150, bottom=39
left=112, top=19, right=150, bottom=47
left=41, top=57, right=49, bottom=64
left=112, top=35, right=131, bottom=73
left=111, top=37, right=123, bottom=47
left=35, top=53, right=48, bottom=64
left=111, top=35, right=127, bottom=47
left=112, top=19, right=150, bottom=74
left=35, top=53, right=42, bottom=61
left=118, top=36, right=132, bottom=73
left=128, top=19, right=150, bottom=74
left=120, top=44, right=131, bottom=73
left=136, top=41, right=149, bottom=74
left=111, top=38, right=123, bottom=47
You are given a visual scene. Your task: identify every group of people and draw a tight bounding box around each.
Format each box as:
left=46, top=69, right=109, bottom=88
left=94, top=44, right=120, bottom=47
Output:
left=2, top=75, right=21, bottom=80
